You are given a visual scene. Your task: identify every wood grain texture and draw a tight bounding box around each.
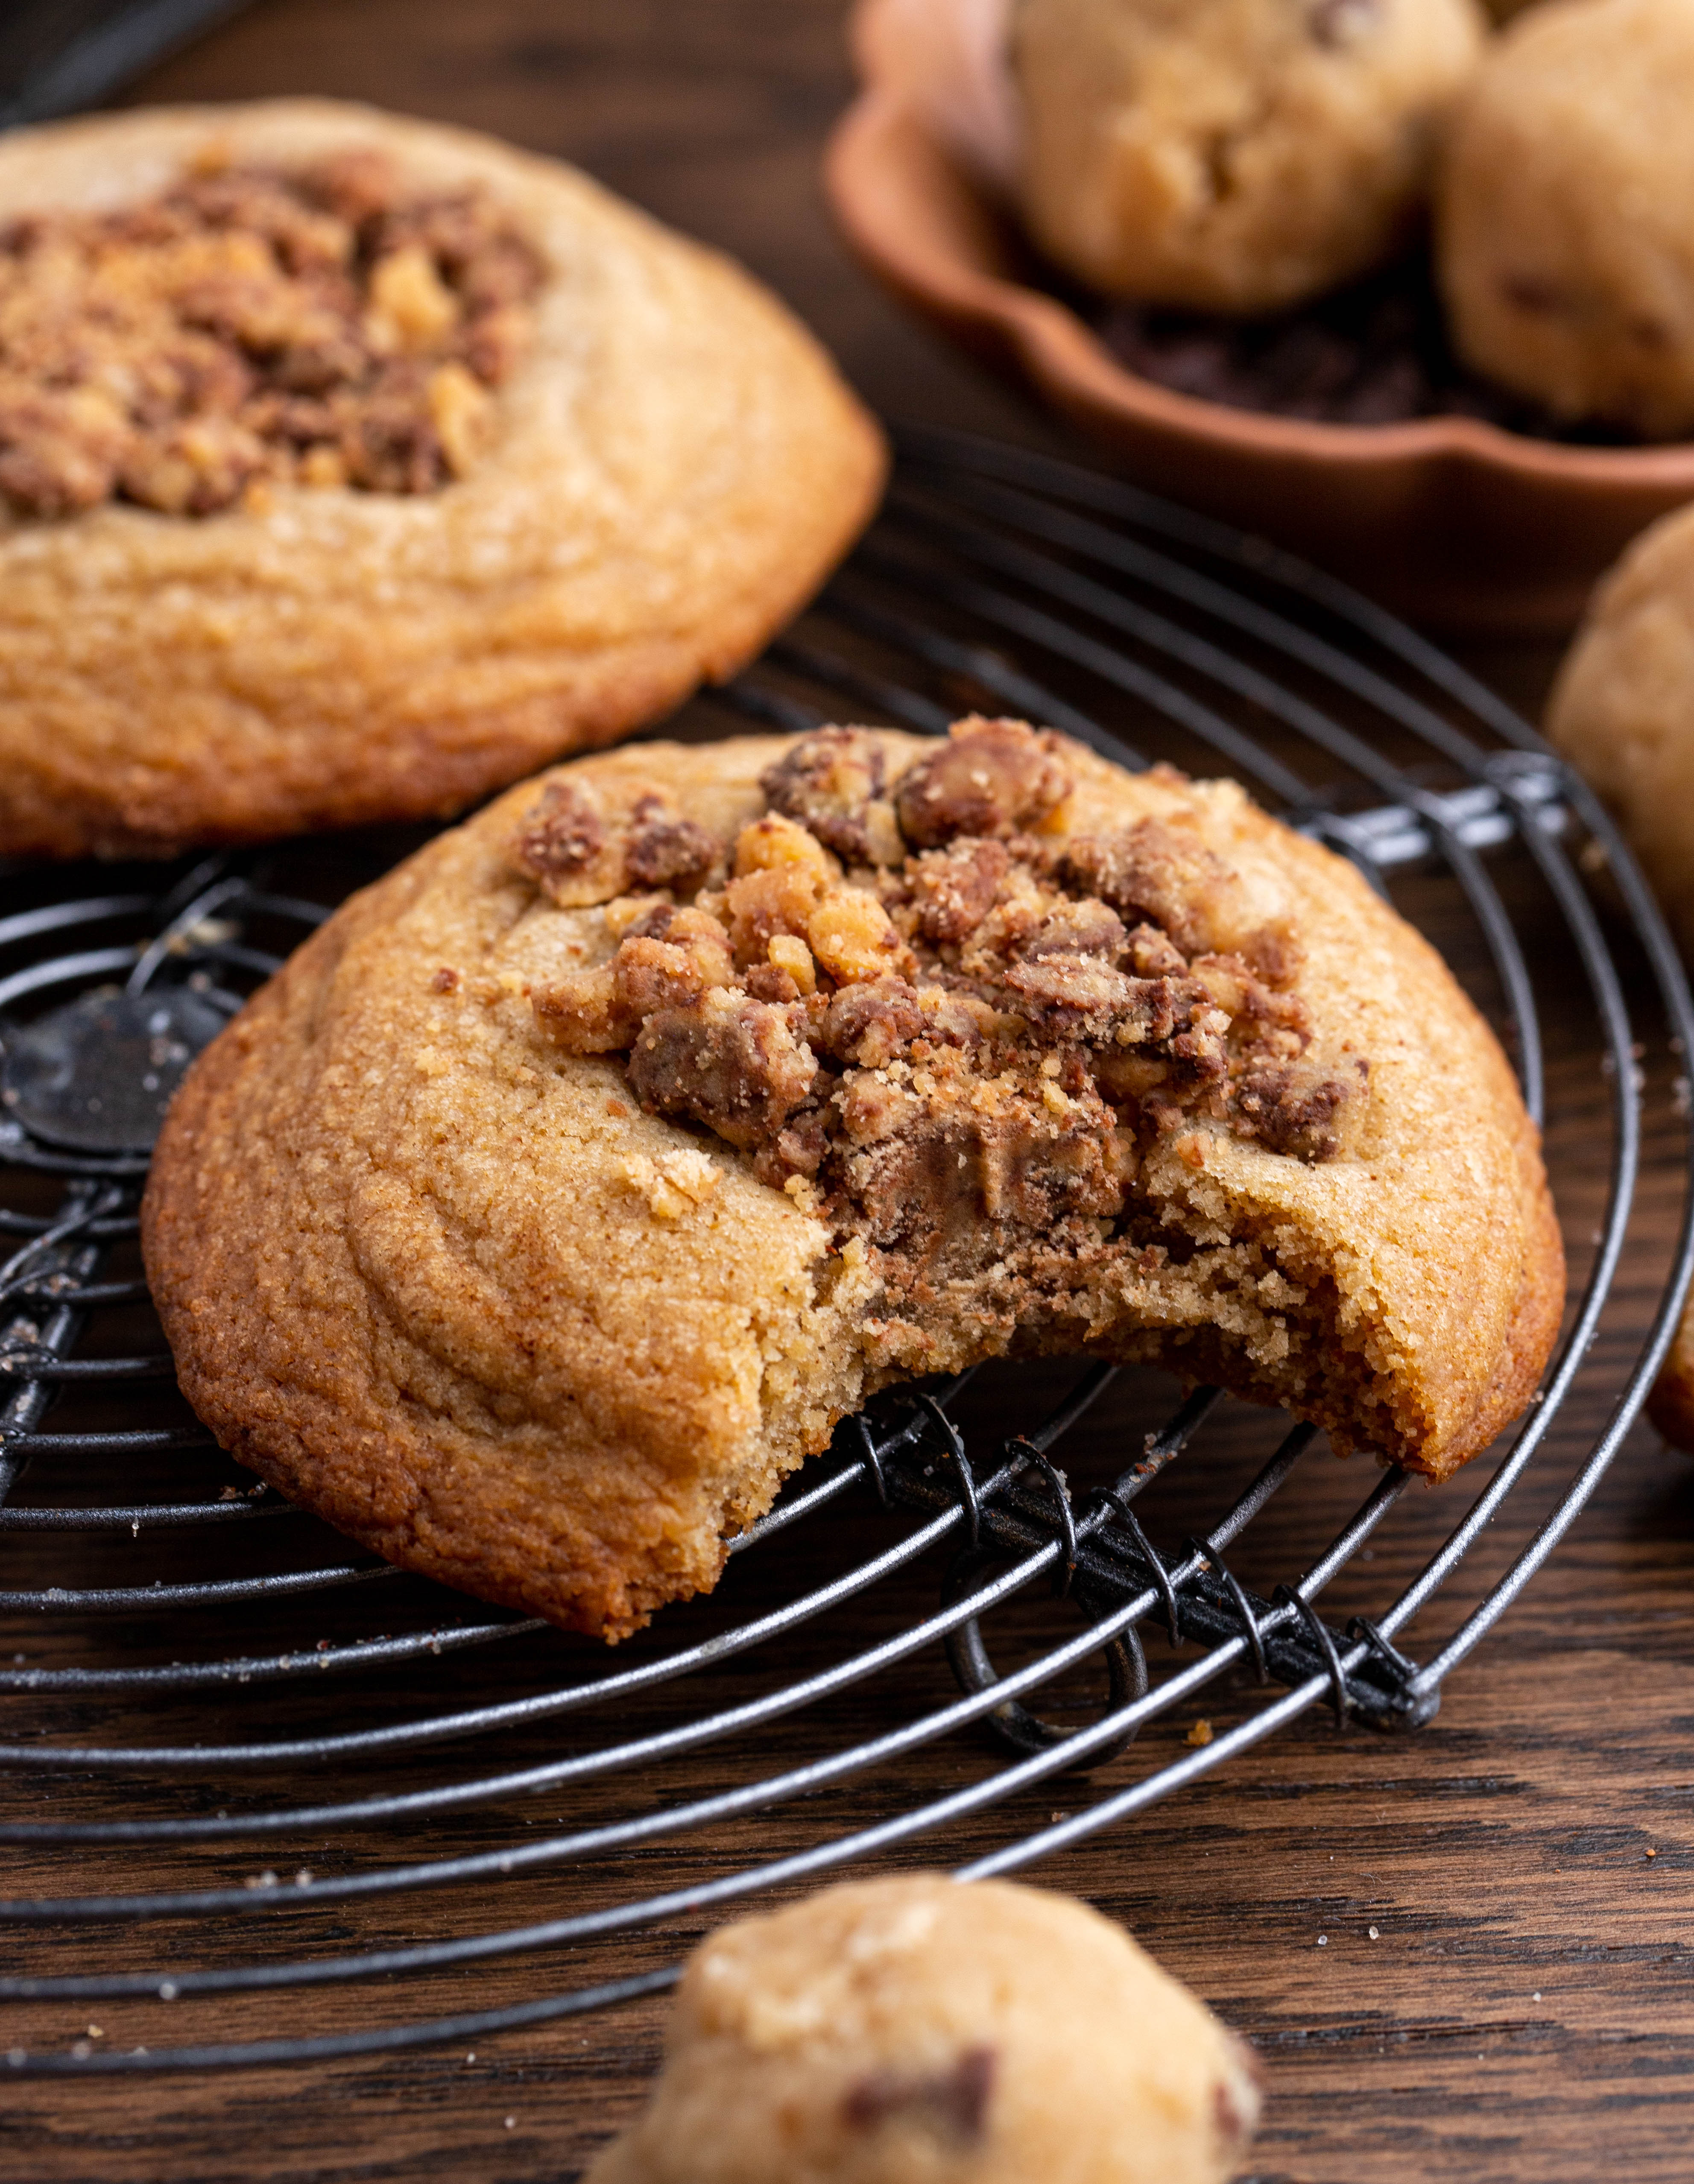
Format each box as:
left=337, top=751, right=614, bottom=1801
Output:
left=0, top=3, right=1686, bottom=2181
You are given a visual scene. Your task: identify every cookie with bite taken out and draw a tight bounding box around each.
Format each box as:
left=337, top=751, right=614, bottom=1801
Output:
left=143, top=718, right=1564, bottom=1639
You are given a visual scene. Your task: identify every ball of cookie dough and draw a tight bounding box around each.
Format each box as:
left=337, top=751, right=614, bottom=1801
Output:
left=1438, top=0, right=1694, bottom=437
left=1014, top=0, right=1488, bottom=314
left=1547, top=500, right=1694, bottom=952
left=584, top=1875, right=1261, bottom=2184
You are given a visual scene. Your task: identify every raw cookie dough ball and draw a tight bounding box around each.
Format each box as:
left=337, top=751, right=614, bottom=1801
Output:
left=1439, top=0, right=1694, bottom=437
left=1546, top=500, right=1694, bottom=953
left=1015, top=0, right=1488, bottom=313
left=585, top=1875, right=1261, bottom=2184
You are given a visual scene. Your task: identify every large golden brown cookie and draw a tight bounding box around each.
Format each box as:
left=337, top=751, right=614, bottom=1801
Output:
left=0, top=101, right=884, bottom=858
left=143, top=724, right=1565, bottom=1640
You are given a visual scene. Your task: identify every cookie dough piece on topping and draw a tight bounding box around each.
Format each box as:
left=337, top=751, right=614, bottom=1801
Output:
left=1015, top=0, right=1487, bottom=314
left=1438, top=0, right=1694, bottom=437
left=0, top=99, right=884, bottom=859
left=144, top=721, right=1562, bottom=1640
left=584, top=1875, right=1261, bottom=2184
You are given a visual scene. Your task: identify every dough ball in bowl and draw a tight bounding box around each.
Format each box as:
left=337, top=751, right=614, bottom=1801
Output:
left=1014, top=0, right=1487, bottom=314
left=1439, top=0, right=1694, bottom=438
left=585, top=1875, right=1261, bottom=2184
left=1546, top=499, right=1694, bottom=953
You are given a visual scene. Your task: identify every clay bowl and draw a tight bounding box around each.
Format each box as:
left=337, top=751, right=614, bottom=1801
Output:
left=825, top=15, right=1694, bottom=634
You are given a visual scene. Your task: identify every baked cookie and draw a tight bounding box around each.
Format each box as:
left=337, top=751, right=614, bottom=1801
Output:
left=0, top=101, right=884, bottom=859
left=1546, top=500, right=1694, bottom=954
left=143, top=721, right=1563, bottom=1640
left=1014, top=0, right=1487, bottom=314
left=1438, top=0, right=1694, bottom=437
left=584, top=1875, right=1261, bottom=2184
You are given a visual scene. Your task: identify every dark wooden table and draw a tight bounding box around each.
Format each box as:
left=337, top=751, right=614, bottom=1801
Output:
left=4, top=5, right=1693, bottom=2180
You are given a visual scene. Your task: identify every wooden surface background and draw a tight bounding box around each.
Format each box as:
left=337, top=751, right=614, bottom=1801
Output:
left=3, top=4, right=1694, bottom=2180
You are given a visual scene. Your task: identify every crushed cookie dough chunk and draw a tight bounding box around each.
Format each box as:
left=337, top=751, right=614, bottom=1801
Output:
left=512, top=783, right=723, bottom=910
left=894, top=716, right=1074, bottom=847
left=0, top=151, right=544, bottom=518
left=629, top=988, right=818, bottom=1154
left=760, top=727, right=904, bottom=865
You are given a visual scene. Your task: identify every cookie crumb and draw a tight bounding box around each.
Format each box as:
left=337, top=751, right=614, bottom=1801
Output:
left=620, top=1148, right=720, bottom=1220
left=1185, top=1718, right=1214, bottom=1747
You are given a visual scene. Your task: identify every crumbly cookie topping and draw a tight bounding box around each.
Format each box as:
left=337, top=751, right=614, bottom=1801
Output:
left=0, top=149, right=544, bottom=518
left=518, top=722, right=1365, bottom=1297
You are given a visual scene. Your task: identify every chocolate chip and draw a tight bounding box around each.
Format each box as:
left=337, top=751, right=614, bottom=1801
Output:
left=842, top=2044, right=998, bottom=2145
left=1309, top=0, right=1378, bottom=47
left=1098, top=252, right=1639, bottom=444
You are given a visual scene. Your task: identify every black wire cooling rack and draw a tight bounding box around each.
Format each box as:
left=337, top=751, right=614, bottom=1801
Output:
left=1, top=425, right=1691, bottom=2081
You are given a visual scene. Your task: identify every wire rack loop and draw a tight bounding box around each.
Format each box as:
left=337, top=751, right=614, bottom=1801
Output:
left=913, top=1392, right=980, bottom=1548
left=941, top=1541, right=1149, bottom=1766
left=1092, top=1492, right=1184, bottom=1648
left=1202, top=1546, right=1271, bottom=1684
left=1006, top=1438, right=1077, bottom=1597
left=1275, top=1585, right=1351, bottom=1731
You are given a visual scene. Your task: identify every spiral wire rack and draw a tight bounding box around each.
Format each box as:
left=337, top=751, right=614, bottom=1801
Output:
left=0, top=426, right=1691, bottom=2079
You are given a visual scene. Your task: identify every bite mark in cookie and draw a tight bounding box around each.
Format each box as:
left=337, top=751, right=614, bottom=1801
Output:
left=0, top=149, right=543, bottom=517
left=519, top=719, right=1364, bottom=1323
